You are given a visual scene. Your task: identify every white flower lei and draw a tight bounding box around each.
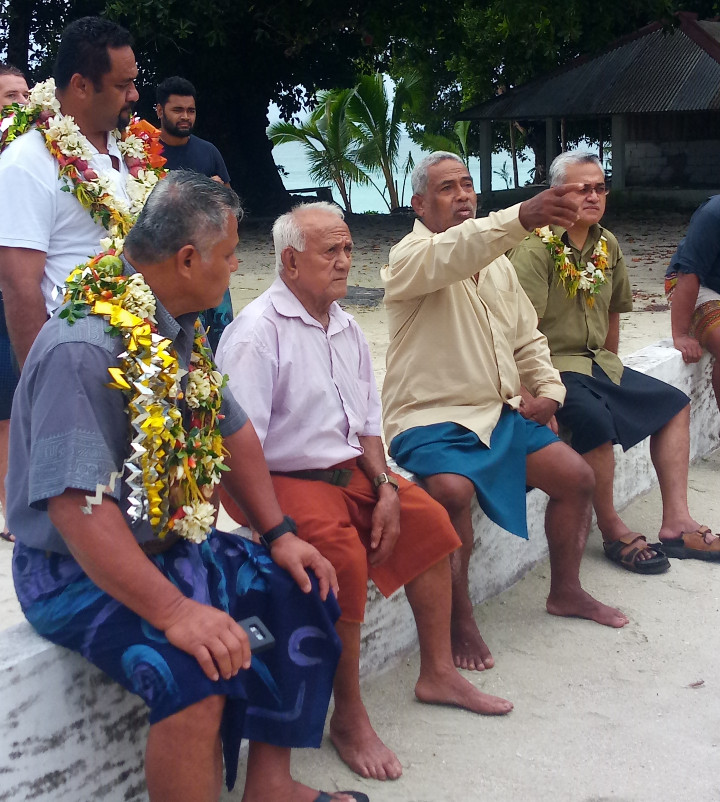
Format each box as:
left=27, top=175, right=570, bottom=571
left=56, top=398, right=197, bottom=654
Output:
left=3, top=79, right=167, bottom=246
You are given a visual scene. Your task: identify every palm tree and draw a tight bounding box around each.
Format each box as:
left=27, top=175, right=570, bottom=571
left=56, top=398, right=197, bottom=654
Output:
left=267, top=89, right=370, bottom=213
left=345, top=71, right=422, bottom=211
left=416, top=120, right=472, bottom=166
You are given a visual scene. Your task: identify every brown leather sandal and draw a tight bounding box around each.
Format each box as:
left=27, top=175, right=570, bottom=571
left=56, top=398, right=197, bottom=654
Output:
left=603, top=534, right=670, bottom=574
left=660, top=527, right=720, bottom=562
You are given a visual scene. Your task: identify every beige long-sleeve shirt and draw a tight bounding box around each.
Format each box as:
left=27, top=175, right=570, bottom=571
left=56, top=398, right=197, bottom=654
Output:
left=381, top=207, right=566, bottom=447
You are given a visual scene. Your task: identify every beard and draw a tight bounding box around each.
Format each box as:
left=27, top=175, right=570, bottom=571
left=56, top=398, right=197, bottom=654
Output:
left=117, top=104, right=135, bottom=131
left=163, top=119, right=195, bottom=138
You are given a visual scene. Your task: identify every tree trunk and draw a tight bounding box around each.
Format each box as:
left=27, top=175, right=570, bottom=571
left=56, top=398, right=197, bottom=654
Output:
left=524, top=122, right=547, bottom=184
left=204, top=92, right=291, bottom=218
left=5, top=0, right=33, bottom=73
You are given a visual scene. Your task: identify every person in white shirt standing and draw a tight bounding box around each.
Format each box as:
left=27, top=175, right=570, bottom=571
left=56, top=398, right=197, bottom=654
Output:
left=0, top=16, right=139, bottom=368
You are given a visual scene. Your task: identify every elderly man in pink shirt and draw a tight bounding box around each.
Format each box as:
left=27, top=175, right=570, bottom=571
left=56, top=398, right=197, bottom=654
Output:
left=216, top=202, right=513, bottom=784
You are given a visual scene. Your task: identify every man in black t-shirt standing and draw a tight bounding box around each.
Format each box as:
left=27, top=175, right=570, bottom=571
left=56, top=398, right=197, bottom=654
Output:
left=155, top=75, right=233, bottom=349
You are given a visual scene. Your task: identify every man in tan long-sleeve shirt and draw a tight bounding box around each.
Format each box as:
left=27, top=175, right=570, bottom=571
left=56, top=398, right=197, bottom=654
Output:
left=381, top=152, right=628, bottom=673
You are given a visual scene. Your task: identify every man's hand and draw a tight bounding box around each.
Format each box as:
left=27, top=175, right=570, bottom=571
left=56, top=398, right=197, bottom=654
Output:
left=267, top=533, right=339, bottom=600
left=162, top=596, right=251, bottom=682
left=518, top=184, right=584, bottom=231
left=211, top=175, right=225, bottom=184
left=519, top=393, right=560, bottom=428
left=673, top=333, right=704, bottom=363
left=368, top=486, right=401, bottom=566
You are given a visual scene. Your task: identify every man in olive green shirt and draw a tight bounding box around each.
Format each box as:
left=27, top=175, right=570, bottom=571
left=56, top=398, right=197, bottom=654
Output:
left=383, top=152, right=629, bottom=675
left=510, top=151, right=720, bottom=570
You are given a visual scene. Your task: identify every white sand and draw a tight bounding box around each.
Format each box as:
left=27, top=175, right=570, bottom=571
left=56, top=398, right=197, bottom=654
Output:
left=4, top=207, right=720, bottom=801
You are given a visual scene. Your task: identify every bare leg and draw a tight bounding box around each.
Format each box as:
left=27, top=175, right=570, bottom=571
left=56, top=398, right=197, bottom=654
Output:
left=243, top=742, right=359, bottom=802
left=526, top=442, right=628, bottom=628
left=0, top=419, right=13, bottom=541
left=652, top=406, right=703, bottom=540
left=406, top=556, right=513, bottom=715
left=329, top=619, right=403, bottom=780
left=422, top=473, right=494, bottom=671
left=703, top=327, right=720, bottom=414
left=145, top=695, right=225, bottom=802
left=582, top=441, right=656, bottom=560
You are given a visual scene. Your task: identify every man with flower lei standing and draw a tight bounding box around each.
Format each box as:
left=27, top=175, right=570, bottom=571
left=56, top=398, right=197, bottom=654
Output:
left=7, top=171, right=369, bottom=802
left=0, top=16, right=165, bottom=371
left=509, top=150, right=720, bottom=570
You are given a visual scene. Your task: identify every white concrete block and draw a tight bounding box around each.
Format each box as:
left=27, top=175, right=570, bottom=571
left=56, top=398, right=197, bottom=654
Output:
left=1, top=341, right=717, bottom=799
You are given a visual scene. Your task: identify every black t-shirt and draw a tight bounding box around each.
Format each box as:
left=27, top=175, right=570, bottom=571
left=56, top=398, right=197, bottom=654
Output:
left=160, top=135, right=230, bottom=183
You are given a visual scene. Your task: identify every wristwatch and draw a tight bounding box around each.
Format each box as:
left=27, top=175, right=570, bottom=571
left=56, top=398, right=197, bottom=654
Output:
left=260, top=515, right=297, bottom=549
left=373, top=472, right=399, bottom=493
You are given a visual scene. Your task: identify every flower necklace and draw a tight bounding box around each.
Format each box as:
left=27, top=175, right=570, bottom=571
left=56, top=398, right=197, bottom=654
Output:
left=534, top=226, right=609, bottom=307
left=62, top=250, right=229, bottom=544
left=0, top=78, right=167, bottom=247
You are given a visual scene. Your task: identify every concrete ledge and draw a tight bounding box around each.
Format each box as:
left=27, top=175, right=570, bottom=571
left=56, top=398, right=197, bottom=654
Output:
left=361, top=340, right=720, bottom=674
left=1, top=341, right=718, bottom=800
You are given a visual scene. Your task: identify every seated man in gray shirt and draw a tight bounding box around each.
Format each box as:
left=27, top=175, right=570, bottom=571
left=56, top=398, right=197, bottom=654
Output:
left=8, top=172, right=367, bottom=802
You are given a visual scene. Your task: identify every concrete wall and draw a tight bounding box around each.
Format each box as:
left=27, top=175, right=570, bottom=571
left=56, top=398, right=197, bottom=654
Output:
left=1, top=340, right=718, bottom=801
left=626, top=140, right=720, bottom=188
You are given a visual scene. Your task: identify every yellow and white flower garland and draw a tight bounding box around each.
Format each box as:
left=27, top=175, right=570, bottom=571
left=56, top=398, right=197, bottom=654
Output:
left=62, top=251, right=228, bottom=544
left=534, top=226, right=609, bottom=306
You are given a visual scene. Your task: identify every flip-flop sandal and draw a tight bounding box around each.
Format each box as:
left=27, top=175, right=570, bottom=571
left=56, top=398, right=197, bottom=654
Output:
left=660, top=527, right=720, bottom=562
left=0, top=532, right=14, bottom=543
left=314, top=794, right=369, bottom=802
left=603, top=534, right=670, bottom=574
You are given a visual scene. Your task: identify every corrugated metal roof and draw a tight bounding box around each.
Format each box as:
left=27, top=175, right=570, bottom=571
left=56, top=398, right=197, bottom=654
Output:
left=461, top=15, right=720, bottom=120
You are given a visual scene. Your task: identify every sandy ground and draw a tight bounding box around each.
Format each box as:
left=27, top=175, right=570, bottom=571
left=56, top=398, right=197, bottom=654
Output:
left=3, top=206, right=720, bottom=801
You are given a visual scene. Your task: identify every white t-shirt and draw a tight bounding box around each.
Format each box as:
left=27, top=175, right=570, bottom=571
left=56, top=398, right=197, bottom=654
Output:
left=0, top=129, right=130, bottom=313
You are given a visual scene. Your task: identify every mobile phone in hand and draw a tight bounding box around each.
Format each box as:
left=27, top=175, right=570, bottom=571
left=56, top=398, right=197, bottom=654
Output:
left=238, top=616, right=276, bottom=655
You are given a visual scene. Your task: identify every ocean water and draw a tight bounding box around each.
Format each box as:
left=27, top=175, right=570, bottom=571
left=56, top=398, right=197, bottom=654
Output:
left=270, top=132, right=535, bottom=213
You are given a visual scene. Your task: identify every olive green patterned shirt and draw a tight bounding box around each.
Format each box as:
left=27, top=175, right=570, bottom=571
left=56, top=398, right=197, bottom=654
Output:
left=508, top=224, right=633, bottom=384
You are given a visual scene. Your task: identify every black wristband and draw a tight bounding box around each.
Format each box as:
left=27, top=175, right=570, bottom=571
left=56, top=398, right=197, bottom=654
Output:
left=259, top=515, right=297, bottom=549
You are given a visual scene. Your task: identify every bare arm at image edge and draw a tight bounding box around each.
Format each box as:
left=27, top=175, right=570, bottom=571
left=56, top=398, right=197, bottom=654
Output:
left=0, top=246, right=49, bottom=367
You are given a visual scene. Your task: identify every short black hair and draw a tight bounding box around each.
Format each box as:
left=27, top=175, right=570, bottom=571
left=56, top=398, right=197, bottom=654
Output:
left=0, top=64, right=26, bottom=79
left=156, top=76, right=197, bottom=106
left=54, top=16, right=133, bottom=91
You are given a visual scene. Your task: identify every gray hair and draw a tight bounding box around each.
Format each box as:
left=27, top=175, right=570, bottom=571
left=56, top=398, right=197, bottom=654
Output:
left=411, top=151, right=466, bottom=195
left=549, top=151, right=603, bottom=186
left=124, top=171, right=242, bottom=262
left=272, top=201, right=344, bottom=274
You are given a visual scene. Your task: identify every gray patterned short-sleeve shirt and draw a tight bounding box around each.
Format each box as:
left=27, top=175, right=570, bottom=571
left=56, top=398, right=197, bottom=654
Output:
left=7, top=262, right=247, bottom=554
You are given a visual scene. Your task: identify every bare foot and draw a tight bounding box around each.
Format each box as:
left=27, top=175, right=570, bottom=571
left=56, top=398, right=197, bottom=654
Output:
left=546, top=588, right=629, bottom=628
left=330, top=708, right=403, bottom=781
left=451, top=614, right=494, bottom=671
left=658, top=517, right=704, bottom=541
left=415, top=667, right=513, bottom=715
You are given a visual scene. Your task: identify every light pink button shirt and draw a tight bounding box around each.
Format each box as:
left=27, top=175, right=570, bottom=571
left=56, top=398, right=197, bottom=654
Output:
left=216, top=277, right=382, bottom=471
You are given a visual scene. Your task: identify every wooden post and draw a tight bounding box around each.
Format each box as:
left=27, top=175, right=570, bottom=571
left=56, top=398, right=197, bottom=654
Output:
left=479, top=119, right=493, bottom=204
left=611, top=114, right=626, bottom=189
left=509, top=122, right=519, bottom=189
left=545, top=118, right=559, bottom=178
